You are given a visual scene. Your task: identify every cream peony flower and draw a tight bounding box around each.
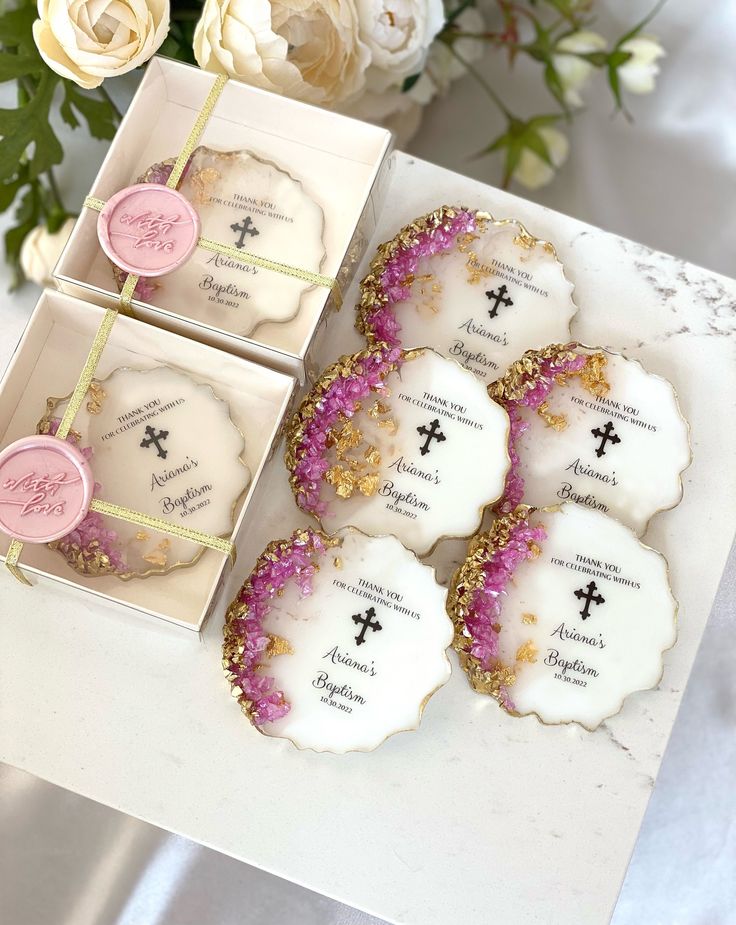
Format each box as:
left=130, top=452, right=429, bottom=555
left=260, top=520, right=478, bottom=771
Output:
left=33, top=0, right=170, bottom=90
left=512, top=127, right=569, bottom=190
left=410, top=5, right=484, bottom=105
left=20, top=218, right=76, bottom=287
left=553, top=30, right=607, bottom=108
left=618, top=35, right=665, bottom=94
left=194, top=0, right=370, bottom=107
left=355, top=0, right=444, bottom=93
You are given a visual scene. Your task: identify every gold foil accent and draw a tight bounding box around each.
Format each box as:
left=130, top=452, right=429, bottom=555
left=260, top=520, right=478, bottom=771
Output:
left=86, top=382, right=106, bottom=414
left=515, top=640, right=538, bottom=663
left=284, top=346, right=402, bottom=511
left=266, top=634, right=294, bottom=658
left=579, top=351, right=610, bottom=398
left=489, top=344, right=610, bottom=410
left=188, top=166, right=221, bottom=204
left=521, top=612, right=538, bottom=624
left=513, top=230, right=536, bottom=250
left=536, top=400, right=567, bottom=431
left=447, top=506, right=537, bottom=706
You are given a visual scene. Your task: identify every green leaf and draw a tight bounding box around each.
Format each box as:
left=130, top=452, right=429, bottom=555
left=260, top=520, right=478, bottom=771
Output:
left=401, top=72, right=422, bottom=93
left=0, top=71, right=63, bottom=182
left=616, top=0, right=667, bottom=48
left=4, top=184, right=42, bottom=290
left=543, top=61, right=569, bottom=111
left=0, top=52, right=43, bottom=82
left=0, top=4, right=40, bottom=54
left=60, top=82, right=118, bottom=140
left=0, top=173, right=24, bottom=212
left=477, top=114, right=565, bottom=188
left=579, top=50, right=609, bottom=68
left=607, top=60, right=623, bottom=110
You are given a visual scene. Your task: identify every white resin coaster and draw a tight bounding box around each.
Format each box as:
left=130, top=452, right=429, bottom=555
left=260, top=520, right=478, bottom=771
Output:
left=490, top=344, right=691, bottom=535
left=449, top=503, right=677, bottom=729
left=40, top=367, right=249, bottom=578
left=286, top=346, right=510, bottom=556
left=223, top=527, right=452, bottom=753
left=114, top=146, right=326, bottom=335
left=357, top=206, right=576, bottom=382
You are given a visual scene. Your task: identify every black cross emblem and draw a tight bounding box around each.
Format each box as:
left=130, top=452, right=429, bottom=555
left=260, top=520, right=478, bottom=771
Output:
left=140, top=425, right=169, bottom=459
left=416, top=419, right=446, bottom=456
left=485, top=284, right=514, bottom=318
left=352, top=607, right=382, bottom=646
left=591, top=421, right=621, bottom=458
left=231, top=216, right=259, bottom=249
left=574, top=581, right=605, bottom=620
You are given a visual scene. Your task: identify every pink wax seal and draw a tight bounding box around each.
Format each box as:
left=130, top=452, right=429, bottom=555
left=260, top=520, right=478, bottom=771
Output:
left=0, top=436, right=94, bottom=543
left=97, top=183, right=200, bottom=277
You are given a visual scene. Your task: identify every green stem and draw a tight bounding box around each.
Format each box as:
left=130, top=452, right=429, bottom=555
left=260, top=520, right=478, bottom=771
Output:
left=45, top=168, right=65, bottom=214
left=448, top=30, right=524, bottom=48
left=446, top=43, right=514, bottom=120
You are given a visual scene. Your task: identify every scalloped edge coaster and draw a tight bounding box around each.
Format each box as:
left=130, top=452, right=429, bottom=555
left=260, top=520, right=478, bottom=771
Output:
left=448, top=503, right=677, bottom=730
left=110, top=146, right=327, bottom=335
left=489, top=343, right=691, bottom=535
left=223, top=526, right=452, bottom=753
left=285, top=345, right=510, bottom=556
left=356, top=205, right=577, bottom=382
left=38, top=367, right=249, bottom=579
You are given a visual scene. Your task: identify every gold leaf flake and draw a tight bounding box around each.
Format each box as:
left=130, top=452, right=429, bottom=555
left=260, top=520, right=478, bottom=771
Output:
left=86, top=382, right=106, bottom=415
left=537, top=400, right=567, bottom=431
left=266, top=634, right=294, bottom=658
left=357, top=473, right=380, bottom=496
left=515, top=640, right=538, bottom=663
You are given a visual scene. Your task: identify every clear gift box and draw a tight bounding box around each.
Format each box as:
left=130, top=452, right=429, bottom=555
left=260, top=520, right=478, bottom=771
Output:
left=54, top=56, right=393, bottom=383
left=0, top=289, right=295, bottom=630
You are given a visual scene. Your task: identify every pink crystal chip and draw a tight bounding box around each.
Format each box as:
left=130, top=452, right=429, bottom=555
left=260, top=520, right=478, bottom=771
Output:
left=0, top=435, right=94, bottom=543
left=97, top=183, right=200, bottom=277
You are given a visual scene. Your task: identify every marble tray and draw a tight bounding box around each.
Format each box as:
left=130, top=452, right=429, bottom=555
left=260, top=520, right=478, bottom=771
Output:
left=0, top=151, right=734, bottom=925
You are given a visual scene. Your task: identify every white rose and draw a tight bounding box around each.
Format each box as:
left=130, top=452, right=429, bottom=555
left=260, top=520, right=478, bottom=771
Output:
left=410, top=6, right=485, bottom=104
left=553, top=30, right=607, bottom=108
left=355, top=0, right=444, bottom=93
left=194, top=0, right=370, bottom=107
left=33, top=0, right=170, bottom=90
left=618, top=35, right=665, bottom=94
left=20, top=218, right=76, bottom=288
left=512, top=127, right=569, bottom=190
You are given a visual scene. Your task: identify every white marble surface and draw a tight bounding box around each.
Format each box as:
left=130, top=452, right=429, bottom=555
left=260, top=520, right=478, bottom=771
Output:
left=1, top=149, right=734, bottom=925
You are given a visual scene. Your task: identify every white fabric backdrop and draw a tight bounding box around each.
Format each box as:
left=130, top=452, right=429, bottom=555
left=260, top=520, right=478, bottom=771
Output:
left=1, top=2, right=734, bottom=923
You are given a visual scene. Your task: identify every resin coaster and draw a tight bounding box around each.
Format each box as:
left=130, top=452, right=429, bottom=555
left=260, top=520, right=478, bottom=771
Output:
left=449, top=503, right=677, bottom=729
left=111, top=146, right=326, bottom=335
left=356, top=206, right=576, bottom=383
left=223, top=527, right=452, bottom=753
left=39, top=367, right=249, bottom=578
left=285, top=346, right=510, bottom=556
left=490, top=344, right=691, bottom=535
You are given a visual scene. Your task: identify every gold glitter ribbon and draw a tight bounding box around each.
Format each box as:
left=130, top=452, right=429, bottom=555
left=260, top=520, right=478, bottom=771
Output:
left=88, top=500, right=234, bottom=558
left=5, top=77, right=240, bottom=584
left=83, top=197, right=340, bottom=300
left=5, top=306, right=236, bottom=583
left=82, top=71, right=340, bottom=304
